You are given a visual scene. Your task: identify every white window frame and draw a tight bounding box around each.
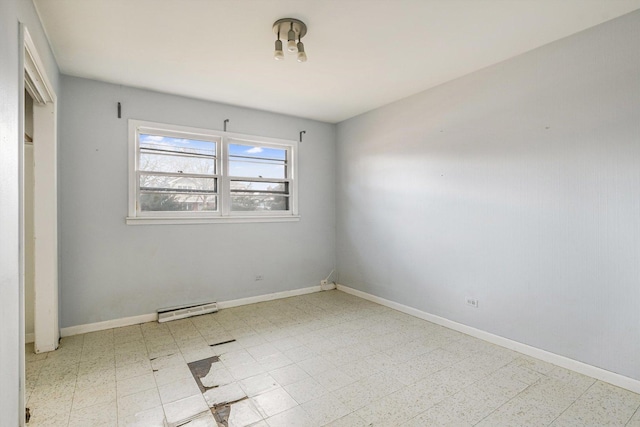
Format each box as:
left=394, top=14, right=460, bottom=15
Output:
left=127, top=120, right=299, bottom=224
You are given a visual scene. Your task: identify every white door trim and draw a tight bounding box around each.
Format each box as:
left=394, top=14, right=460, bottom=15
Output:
left=23, top=27, right=59, bottom=355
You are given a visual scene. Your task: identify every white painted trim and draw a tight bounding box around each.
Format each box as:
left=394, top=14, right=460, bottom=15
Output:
left=23, top=29, right=54, bottom=104
left=25, top=333, right=34, bottom=344
left=60, top=313, right=158, bottom=337
left=18, top=25, right=27, bottom=427
left=127, top=119, right=299, bottom=223
left=32, top=99, right=58, bottom=354
left=60, top=285, right=323, bottom=337
left=217, top=285, right=321, bottom=309
left=125, top=215, right=300, bottom=225
left=22, top=27, right=60, bottom=356
left=336, top=284, right=640, bottom=394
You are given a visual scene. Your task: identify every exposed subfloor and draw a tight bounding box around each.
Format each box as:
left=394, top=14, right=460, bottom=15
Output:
left=25, top=290, right=640, bottom=426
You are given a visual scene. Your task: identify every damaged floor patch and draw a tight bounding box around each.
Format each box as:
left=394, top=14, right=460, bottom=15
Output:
left=188, top=355, right=253, bottom=427
left=188, top=356, right=221, bottom=393
left=209, top=339, right=236, bottom=347
left=211, top=397, right=249, bottom=427
left=203, top=383, right=246, bottom=407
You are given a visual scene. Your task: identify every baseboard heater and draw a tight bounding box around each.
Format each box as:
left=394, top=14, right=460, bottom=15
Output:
left=157, top=301, right=218, bottom=323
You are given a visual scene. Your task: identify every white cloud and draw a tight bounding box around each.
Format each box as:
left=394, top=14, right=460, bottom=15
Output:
left=246, top=147, right=263, bottom=154
left=145, top=135, right=165, bottom=141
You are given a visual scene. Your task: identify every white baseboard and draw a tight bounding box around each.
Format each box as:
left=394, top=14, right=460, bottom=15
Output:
left=60, top=285, right=323, bottom=338
left=25, top=333, right=34, bottom=344
left=217, top=285, right=322, bottom=309
left=60, top=312, right=158, bottom=337
left=337, top=284, right=640, bottom=394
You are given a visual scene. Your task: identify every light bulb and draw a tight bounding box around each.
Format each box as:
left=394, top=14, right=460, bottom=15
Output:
left=296, top=42, right=307, bottom=62
left=287, top=29, right=297, bottom=52
left=274, top=39, right=284, bottom=61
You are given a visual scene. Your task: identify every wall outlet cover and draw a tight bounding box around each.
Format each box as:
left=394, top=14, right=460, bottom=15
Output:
left=466, top=297, right=479, bottom=308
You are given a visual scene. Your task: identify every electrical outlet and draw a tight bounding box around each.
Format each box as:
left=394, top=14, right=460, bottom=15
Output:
left=466, top=297, right=479, bottom=308
left=320, top=279, right=334, bottom=291
left=255, top=275, right=263, bottom=281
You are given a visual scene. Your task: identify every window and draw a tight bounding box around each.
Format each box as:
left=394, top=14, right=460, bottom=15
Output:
left=128, top=120, right=298, bottom=224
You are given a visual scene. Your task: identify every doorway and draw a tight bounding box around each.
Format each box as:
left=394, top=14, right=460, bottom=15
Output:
left=21, top=24, right=59, bottom=426
left=24, top=89, right=35, bottom=346
left=23, top=26, right=59, bottom=355
left=21, top=27, right=60, bottom=353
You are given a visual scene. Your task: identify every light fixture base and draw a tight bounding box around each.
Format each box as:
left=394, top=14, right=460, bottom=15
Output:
left=273, top=18, right=307, bottom=39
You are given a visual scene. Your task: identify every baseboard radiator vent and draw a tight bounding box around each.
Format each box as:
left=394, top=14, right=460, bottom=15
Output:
left=157, top=301, right=218, bottom=323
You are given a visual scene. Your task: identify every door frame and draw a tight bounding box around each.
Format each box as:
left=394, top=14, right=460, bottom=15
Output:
left=19, top=25, right=59, bottom=425
left=23, top=27, right=59, bottom=355
left=20, top=23, right=59, bottom=424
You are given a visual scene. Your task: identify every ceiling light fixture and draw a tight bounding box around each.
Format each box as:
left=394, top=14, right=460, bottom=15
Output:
left=273, top=18, right=307, bottom=62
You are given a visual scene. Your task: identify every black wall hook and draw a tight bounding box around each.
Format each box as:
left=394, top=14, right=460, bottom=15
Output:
left=299, top=130, right=306, bottom=143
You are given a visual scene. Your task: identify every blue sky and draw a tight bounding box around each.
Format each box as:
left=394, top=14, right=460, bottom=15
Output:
left=140, top=134, right=214, bottom=155
left=140, top=134, right=287, bottom=179
left=229, top=143, right=286, bottom=161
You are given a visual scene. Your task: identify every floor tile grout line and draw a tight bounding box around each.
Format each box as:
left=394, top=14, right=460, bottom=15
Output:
left=166, top=318, right=232, bottom=424
left=64, top=334, right=88, bottom=427
left=26, top=292, right=640, bottom=427
left=24, top=345, right=49, bottom=409
left=623, top=399, right=640, bottom=426
left=546, top=380, right=597, bottom=426
left=404, top=353, right=511, bottom=426
left=112, top=330, right=123, bottom=427
left=143, top=322, right=171, bottom=425
left=627, top=405, right=640, bottom=426
left=465, top=370, right=545, bottom=425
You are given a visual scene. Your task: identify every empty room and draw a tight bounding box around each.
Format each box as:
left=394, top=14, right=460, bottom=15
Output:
left=1, top=0, right=640, bottom=426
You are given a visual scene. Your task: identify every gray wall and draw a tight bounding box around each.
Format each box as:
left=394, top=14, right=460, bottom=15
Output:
left=59, top=76, right=336, bottom=328
left=0, top=0, right=21, bottom=421
left=1, top=0, right=60, bottom=422
left=336, top=11, right=640, bottom=380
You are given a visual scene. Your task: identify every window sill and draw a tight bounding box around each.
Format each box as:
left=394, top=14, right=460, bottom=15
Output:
left=126, top=215, right=300, bottom=225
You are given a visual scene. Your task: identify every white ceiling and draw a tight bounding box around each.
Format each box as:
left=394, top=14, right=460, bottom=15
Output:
left=35, top=0, right=640, bottom=123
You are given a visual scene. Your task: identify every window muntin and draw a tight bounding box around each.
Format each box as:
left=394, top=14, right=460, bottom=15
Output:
left=139, top=134, right=217, bottom=175
left=140, top=192, right=218, bottom=212
left=136, top=131, right=219, bottom=215
left=228, top=143, right=287, bottom=179
left=227, top=141, right=291, bottom=212
left=230, top=181, right=290, bottom=212
left=129, top=121, right=298, bottom=222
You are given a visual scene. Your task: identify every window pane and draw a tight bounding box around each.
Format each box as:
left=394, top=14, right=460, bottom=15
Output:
left=228, top=143, right=287, bottom=179
left=231, top=195, right=289, bottom=211
left=140, top=193, right=217, bottom=212
left=140, top=134, right=216, bottom=174
left=230, top=180, right=288, bottom=194
left=140, top=174, right=217, bottom=193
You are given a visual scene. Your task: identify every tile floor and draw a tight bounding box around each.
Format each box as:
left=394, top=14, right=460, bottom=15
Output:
left=25, top=290, right=640, bottom=426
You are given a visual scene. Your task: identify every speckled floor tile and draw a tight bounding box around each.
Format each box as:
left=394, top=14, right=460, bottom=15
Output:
left=251, top=388, right=298, bottom=418
left=24, top=291, right=640, bottom=427
left=266, top=405, right=314, bottom=427
left=118, top=405, right=166, bottom=427
left=163, top=393, right=209, bottom=425
left=68, top=399, right=117, bottom=427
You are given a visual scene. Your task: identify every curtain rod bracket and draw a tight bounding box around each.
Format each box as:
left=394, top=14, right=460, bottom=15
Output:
left=299, top=130, right=306, bottom=143
left=224, top=119, right=229, bottom=132
left=117, top=102, right=121, bottom=119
